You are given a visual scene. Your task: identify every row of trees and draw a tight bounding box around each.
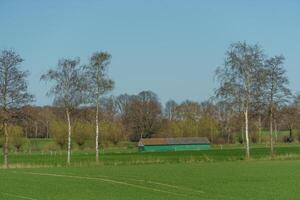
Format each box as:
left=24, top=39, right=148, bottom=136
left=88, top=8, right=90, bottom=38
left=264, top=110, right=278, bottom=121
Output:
left=0, top=41, right=297, bottom=166
left=0, top=50, right=114, bottom=167
left=215, top=42, right=291, bottom=157
left=4, top=92, right=299, bottom=146
left=41, top=52, right=114, bottom=164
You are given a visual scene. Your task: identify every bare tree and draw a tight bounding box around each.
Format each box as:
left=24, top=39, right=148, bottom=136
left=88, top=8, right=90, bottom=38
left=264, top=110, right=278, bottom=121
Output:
left=126, top=91, right=161, bottom=141
left=216, top=41, right=264, bottom=158
left=251, top=66, right=268, bottom=144
left=0, top=50, right=34, bottom=168
left=114, top=94, right=132, bottom=115
left=101, top=96, right=117, bottom=122
left=281, top=98, right=300, bottom=142
left=264, top=55, right=291, bottom=155
left=175, top=100, right=202, bottom=121
left=83, top=52, right=114, bottom=163
left=41, top=58, right=85, bottom=165
left=201, top=100, right=219, bottom=143
left=164, top=100, right=177, bottom=120
left=215, top=100, right=236, bottom=144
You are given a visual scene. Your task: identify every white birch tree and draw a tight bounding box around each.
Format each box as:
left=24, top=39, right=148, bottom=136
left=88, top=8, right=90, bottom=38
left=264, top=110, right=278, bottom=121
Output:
left=215, top=41, right=264, bottom=158
left=83, top=52, right=114, bottom=163
left=41, top=58, right=85, bottom=165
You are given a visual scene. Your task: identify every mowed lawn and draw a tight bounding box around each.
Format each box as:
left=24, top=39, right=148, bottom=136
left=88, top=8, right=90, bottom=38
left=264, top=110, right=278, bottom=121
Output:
left=1, top=160, right=300, bottom=200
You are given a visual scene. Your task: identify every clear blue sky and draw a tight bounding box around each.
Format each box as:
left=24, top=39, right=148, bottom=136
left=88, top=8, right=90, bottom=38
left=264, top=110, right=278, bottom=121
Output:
left=0, top=0, right=300, bottom=106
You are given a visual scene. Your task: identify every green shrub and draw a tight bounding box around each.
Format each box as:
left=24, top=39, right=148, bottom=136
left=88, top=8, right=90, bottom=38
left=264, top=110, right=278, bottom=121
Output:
left=9, top=125, right=28, bottom=152
left=73, top=121, right=93, bottom=149
left=43, top=142, right=61, bottom=152
left=49, top=120, right=68, bottom=149
left=0, top=137, right=3, bottom=148
left=100, top=121, right=124, bottom=145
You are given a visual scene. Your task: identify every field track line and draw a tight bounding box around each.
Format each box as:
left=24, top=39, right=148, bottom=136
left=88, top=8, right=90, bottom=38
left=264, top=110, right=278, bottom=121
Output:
left=147, top=180, right=203, bottom=193
left=95, top=175, right=204, bottom=194
left=2, top=192, right=37, bottom=200
left=125, top=177, right=203, bottom=193
left=23, top=172, right=188, bottom=197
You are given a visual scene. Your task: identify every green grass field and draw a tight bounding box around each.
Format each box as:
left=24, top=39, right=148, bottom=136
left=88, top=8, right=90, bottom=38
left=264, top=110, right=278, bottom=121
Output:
left=2, top=144, right=300, bottom=167
left=2, top=142, right=300, bottom=199
left=1, top=160, right=300, bottom=200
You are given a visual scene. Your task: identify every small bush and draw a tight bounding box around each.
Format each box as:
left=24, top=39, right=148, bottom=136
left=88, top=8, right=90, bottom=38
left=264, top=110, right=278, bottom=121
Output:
left=9, top=125, right=27, bottom=152
left=49, top=120, right=68, bottom=149
left=236, top=134, right=244, bottom=144
left=73, top=121, right=93, bottom=149
left=101, top=121, right=124, bottom=145
left=283, top=136, right=294, bottom=143
left=215, top=137, right=225, bottom=145
left=250, top=132, right=258, bottom=144
left=43, top=142, right=61, bottom=152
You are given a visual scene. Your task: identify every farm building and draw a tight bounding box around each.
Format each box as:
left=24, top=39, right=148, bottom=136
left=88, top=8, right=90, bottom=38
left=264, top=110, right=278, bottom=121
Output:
left=138, top=137, right=210, bottom=152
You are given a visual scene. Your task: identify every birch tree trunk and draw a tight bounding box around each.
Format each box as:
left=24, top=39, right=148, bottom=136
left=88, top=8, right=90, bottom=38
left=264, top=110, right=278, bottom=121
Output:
left=66, top=109, right=72, bottom=165
left=210, top=119, right=214, bottom=143
left=95, top=100, right=99, bottom=163
left=3, top=122, right=9, bottom=168
left=244, top=108, right=250, bottom=158
left=46, top=121, right=49, bottom=138
left=274, top=121, right=278, bottom=143
left=258, top=115, right=262, bottom=144
left=140, top=132, right=144, bottom=141
left=241, top=122, right=245, bottom=147
left=35, top=121, right=38, bottom=138
left=270, top=110, right=274, bottom=155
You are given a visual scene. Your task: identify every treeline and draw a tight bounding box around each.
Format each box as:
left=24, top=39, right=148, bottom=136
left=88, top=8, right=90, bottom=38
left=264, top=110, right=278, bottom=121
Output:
left=0, top=41, right=299, bottom=166
left=10, top=92, right=300, bottom=145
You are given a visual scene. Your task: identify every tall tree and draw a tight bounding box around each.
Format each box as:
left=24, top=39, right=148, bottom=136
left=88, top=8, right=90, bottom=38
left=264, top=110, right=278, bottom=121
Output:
left=215, top=100, right=236, bottom=143
left=127, top=91, right=161, bottom=141
left=281, top=97, right=300, bottom=141
left=83, top=52, right=114, bottom=163
left=201, top=100, right=219, bottom=143
left=175, top=100, right=202, bottom=121
left=216, top=41, right=264, bottom=158
left=264, top=55, right=291, bottom=155
left=251, top=66, right=268, bottom=143
left=114, top=94, right=135, bottom=135
left=41, top=58, right=85, bottom=165
left=164, top=100, right=177, bottom=120
left=101, top=96, right=117, bottom=121
left=0, top=50, right=34, bottom=168
left=114, top=94, right=132, bottom=116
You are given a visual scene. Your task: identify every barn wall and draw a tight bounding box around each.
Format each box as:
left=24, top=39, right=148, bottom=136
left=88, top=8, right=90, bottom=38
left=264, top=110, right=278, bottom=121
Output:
left=140, top=144, right=210, bottom=152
